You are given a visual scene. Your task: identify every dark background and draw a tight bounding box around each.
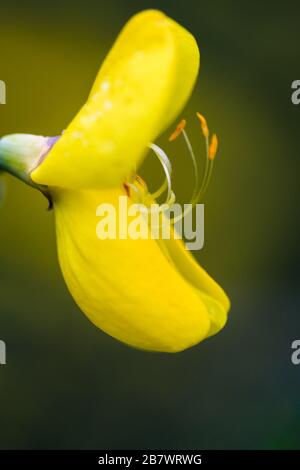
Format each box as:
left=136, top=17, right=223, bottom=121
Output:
left=0, top=0, right=300, bottom=449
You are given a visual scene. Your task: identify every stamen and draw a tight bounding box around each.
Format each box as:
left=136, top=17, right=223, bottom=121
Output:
left=180, top=128, right=199, bottom=202
left=126, top=113, right=218, bottom=227
left=209, top=134, right=218, bottom=160
left=168, top=119, right=186, bottom=142
left=196, top=112, right=209, bottom=138
left=126, top=180, right=143, bottom=202
left=135, top=174, right=148, bottom=189
left=168, top=113, right=218, bottom=224
left=169, top=114, right=214, bottom=205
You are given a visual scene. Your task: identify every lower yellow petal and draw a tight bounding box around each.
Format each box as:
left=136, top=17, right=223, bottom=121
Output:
left=162, top=235, right=230, bottom=337
left=52, top=188, right=229, bottom=352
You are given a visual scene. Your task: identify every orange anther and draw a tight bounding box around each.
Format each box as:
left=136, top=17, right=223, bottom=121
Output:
left=169, top=119, right=187, bottom=141
left=209, top=134, right=218, bottom=160
left=196, top=112, right=209, bottom=138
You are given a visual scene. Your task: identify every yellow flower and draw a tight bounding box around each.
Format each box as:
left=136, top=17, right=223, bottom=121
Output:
left=0, top=10, right=230, bottom=352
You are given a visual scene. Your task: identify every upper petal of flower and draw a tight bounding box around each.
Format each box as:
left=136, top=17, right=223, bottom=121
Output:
left=31, top=10, right=200, bottom=189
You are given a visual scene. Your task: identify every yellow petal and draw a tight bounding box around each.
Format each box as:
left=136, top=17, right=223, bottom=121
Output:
left=31, top=10, right=200, bottom=189
left=52, top=188, right=229, bottom=352
left=162, top=234, right=230, bottom=337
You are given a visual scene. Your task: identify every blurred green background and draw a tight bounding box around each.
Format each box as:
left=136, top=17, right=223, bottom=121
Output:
left=0, top=0, right=300, bottom=450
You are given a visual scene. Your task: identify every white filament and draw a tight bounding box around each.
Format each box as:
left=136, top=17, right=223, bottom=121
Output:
left=148, top=142, right=173, bottom=205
